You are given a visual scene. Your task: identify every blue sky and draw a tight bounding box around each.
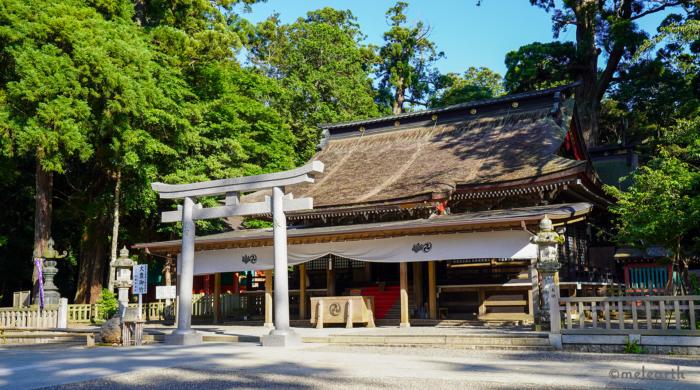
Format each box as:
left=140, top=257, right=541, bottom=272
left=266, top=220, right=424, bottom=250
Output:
left=239, top=0, right=674, bottom=77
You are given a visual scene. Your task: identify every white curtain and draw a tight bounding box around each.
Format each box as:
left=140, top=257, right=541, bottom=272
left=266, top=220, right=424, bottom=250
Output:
left=178, top=229, right=537, bottom=275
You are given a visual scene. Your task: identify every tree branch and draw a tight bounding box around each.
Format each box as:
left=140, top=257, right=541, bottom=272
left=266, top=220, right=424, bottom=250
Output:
left=630, top=1, right=685, bottom=21
left=552, top=18, right=581, bottom=26
left=609, top=65, right=657, bottom=83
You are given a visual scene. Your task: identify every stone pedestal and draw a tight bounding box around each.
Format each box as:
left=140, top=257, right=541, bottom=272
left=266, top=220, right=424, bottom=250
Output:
left=165, top=330, right=203, bottom=345
left=118, top=287, right=129, bottom=317
left=262, top=330, right=302, bottom=347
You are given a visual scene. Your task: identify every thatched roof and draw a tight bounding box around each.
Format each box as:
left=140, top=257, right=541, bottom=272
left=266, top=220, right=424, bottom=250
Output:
left=244, top=83, right=587, bottom=209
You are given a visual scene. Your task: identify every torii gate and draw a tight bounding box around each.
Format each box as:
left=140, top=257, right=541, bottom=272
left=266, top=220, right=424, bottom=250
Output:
left=151, top=161, right=324, bottom=346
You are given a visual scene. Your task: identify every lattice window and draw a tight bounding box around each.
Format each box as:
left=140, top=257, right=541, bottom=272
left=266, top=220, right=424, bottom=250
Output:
left=332, top=255, right=364, bottom=269
left=452, top=258, right=491, bottom=264
left=306, top=257, right=328, bottom=270
left=576, top=228, right=588, bottom=266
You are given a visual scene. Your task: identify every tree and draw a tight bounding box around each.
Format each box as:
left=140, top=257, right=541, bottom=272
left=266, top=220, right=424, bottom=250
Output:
left=376, top=2, right=447, bottom=114
left=604, top=151, right=699, bottom=293
left=430, top=67, right=504, bottom=107
left=504, top=41, right=577, bottom=93
left=245, top=8, right=380, bottom=162
left=489, top=0, right=693, bottom=148
left=458, top=67, right=506, bottom=97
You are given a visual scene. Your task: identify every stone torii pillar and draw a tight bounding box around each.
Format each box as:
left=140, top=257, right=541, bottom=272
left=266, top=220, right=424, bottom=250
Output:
left=151, top=161, right=324, bottom=346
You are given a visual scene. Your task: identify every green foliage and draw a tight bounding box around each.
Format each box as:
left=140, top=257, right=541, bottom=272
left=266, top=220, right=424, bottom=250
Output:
left=376, top=2, right=447, bottom=114
left=623, top=339, right=648, bottom=354
left=96, top=288, right=118, bottom=320
left=604, top=150, right=700, bottom=265
left=431, top=67, right=501, bottom=107
left=504, top=41, right=576, bottom=94
left=245, top=7, right=380, bottom=162
left=244, top=218, right=273, bottom=229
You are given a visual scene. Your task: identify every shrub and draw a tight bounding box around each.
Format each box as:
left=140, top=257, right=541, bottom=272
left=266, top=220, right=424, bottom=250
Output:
left=96, top=288, right=119, bottom=320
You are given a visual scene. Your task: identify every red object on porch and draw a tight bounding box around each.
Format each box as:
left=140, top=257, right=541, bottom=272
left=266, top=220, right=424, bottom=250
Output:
left=362, top=286, right=400, bottom=319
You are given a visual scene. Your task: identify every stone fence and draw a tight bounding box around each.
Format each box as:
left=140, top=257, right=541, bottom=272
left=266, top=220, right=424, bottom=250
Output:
left=548, top=286, right=700, bottom=354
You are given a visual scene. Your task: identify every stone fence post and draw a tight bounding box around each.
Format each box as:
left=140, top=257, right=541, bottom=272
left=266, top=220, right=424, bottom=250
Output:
left=548, top=285, right=562, bottom=350
left=57, top=298, right=68, bottom=328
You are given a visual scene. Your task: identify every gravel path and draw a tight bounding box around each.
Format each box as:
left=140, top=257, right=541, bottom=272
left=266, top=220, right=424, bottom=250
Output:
left=37, top=367, right=634, bottom=390
left=305, top=344, right=700, bottom=366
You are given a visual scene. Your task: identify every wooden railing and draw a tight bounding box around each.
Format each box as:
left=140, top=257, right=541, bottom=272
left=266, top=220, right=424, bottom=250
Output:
left=0, top=307, right=60, bottom=327
left=68, top=304, right=98, bottom=322
left=548, top=286, right=700, bottom=335
left=1, top=293, right=244, bottom=324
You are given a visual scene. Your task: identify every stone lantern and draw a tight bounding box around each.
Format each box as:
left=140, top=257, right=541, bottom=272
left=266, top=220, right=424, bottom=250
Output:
left=111, top=246, right=135, bottom=316
left=39, top=238, right=67, bottom=306
left=530, top=215, right=563, bottom=329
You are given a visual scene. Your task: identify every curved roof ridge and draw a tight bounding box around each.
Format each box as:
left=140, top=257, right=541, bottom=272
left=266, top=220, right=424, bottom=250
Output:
left=317, top=81, right=582, bottom=130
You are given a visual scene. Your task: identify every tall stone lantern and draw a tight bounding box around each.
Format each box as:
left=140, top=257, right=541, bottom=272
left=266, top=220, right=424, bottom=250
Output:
left=111, top=246, right=135, bottom=316
left=40, top=238, right=67, bottom=306
left=530, top=215, right=563, bottom=329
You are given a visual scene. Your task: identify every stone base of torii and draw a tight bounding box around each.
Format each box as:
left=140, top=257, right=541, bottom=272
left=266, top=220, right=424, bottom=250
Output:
left=150, top=162, right=324, bottom=347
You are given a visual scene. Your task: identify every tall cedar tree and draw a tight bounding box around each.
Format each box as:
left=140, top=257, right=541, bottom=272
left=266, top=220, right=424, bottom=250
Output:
left=376, top=2, right=448, bottom=114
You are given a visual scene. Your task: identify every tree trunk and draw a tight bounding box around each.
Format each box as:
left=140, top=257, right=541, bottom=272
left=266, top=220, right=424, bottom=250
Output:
left=107, top=167, right=122, bottom=292
left=133, top=0, right=147, bottom=26
left=393, top=81, right=405, bottom=115
left=32, top=152, right=52, bottom=304
left=75, top=158, right=111, bottom=304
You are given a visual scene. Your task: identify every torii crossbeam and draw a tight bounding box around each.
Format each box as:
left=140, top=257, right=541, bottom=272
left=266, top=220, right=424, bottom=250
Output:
left=151, top=161, right=323, bottom=346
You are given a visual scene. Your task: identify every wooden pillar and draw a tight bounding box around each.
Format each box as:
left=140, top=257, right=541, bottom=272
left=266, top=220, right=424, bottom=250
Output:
left=413, top=262, right=423, bottom=317
left=327, top=258, right=336, bottom=297
left=264, top=270, right=273, bottom=328
left=300, top=263, right=307, bottom=320
left=478, top=287, right=486, bottom=317
left=213, top=273, right=221, bottom=324
left=428, top=261, right=437, bottom=319
left=400, top=262, right=410, bottom=327
left=365, top=261, right=372, bottom=283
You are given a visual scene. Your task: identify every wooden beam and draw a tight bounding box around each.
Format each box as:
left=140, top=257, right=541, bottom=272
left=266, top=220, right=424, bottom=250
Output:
left=264, top=270, right=273, bottom=327
left=413, top=262, right=423, bottom=315
left=213, top=273, right=221, bottom=324
left=365, top=261, right=372, bottom=283
left=428, top=261, right=437, bottom=319
left=300, top=263, right=307, bottom=320
left=400, top=262, right=410, bottom=327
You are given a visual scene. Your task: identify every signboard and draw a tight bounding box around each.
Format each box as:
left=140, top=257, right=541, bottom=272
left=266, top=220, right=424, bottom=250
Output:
left=156, top=286, right=177, bottom=300
left=122, top=306, right=139, bottom=322
left=133, top=264, right=148, bottom=295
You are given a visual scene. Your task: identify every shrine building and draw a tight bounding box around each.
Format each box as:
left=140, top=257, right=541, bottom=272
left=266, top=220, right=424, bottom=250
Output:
left=133, top=81, right=623, bottom=325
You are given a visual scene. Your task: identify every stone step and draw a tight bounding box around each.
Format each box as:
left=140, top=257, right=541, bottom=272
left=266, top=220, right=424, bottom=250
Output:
left=334, top=343, right=555, bottom=351
left=305, top=335, right=551, bottom=347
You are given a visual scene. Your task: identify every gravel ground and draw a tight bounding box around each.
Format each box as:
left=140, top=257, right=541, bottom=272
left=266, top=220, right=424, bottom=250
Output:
left=305, top=344, right=700, bottom=366
left=345, top=325, right=544, bottom=336
left=37, top=367, right=635, bottom=390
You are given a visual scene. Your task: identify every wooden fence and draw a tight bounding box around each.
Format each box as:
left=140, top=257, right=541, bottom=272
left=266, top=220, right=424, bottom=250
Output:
left=68, top=304, right=98, bottom=323
left=549, top=286, right=700, bottom=335
left=0, top=307, right=60, bottom=327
